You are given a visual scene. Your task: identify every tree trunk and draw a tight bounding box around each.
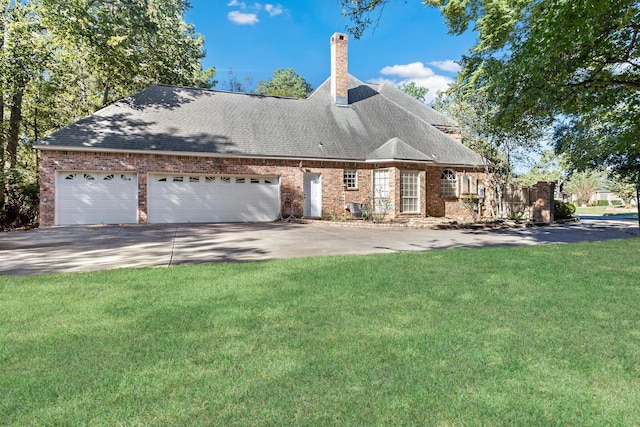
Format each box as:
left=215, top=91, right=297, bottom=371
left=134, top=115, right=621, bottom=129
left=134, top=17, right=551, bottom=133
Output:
left=636, top=181, right=640, bottom=233
left=7, top=90, right=23, bottom=169
left=102, top=78, right=110, bottom=108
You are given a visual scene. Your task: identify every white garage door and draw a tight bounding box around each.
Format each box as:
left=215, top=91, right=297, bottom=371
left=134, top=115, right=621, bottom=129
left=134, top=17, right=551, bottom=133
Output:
left=148, top=174, right=280, bottom=223
left=56, top=171, right=138, bottom=225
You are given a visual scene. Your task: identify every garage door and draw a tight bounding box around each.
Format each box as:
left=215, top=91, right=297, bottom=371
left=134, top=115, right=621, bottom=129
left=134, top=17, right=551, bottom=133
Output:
left=148, top=174, right=280, bottom=223
left=56, top=171, right=138, bottom=225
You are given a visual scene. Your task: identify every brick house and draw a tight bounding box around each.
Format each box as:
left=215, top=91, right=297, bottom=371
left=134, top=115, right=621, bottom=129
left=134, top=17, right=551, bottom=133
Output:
left=34, top=33, right=487, bottom=226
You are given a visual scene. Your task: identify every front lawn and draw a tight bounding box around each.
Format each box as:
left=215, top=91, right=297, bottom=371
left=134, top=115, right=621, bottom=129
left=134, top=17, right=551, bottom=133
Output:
left=2, top=239, right=640, bottom=425
left=575, top=205, right=638, bottom=217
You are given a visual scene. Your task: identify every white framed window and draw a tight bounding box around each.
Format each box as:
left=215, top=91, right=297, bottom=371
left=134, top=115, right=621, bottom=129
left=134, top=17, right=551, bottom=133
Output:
left=461, top=174, right=478, bottom=195
left=400, top=171, right=420, bottom=213
left=343, top=170, right=358, bottom=189
left=441, top=169, right=457, bottom=198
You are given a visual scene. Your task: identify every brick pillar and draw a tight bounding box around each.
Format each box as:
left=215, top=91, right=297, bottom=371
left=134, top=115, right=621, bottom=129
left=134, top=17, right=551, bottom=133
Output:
left=330, top=32, right=348, bottom=105
left=533, top=181, right=555, bottom=224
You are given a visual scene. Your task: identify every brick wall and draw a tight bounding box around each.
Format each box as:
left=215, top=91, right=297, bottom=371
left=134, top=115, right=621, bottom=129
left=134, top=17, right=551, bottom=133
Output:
left=39, top=150, right=487, bottom=226
left=330, top=32, right=349, bottom=105
left=532, top=181, right=555, bottom=223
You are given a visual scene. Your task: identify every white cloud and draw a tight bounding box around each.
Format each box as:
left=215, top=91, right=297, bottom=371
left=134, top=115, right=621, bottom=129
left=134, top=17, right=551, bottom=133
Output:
left=264, top=3, right=284, bottom=17
left=227, top=0, right=246, bottom=8
left=254, top=3, right=262, bottom=10
left=430, top=60, right=461, bottom=73
left=376, top=61, right=454, bottom=103
left=228, top=11, right=259, bottom=25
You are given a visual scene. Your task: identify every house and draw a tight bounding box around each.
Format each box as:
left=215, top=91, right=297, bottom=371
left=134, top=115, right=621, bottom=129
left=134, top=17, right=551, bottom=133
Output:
left=34, top=33, right=487, bottom=226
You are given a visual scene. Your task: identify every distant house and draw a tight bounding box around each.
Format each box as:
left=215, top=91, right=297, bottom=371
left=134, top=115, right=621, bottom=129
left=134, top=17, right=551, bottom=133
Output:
left=34, top=33, right=486, bottom=226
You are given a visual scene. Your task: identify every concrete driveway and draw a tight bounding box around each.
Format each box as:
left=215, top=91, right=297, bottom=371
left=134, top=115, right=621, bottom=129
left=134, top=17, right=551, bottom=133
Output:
left=1, top=218, right=637, bottom=276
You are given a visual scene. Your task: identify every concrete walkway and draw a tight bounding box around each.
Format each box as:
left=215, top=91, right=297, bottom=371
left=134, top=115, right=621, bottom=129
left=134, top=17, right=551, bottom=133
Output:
left=1, top=218, right=637, bottom=276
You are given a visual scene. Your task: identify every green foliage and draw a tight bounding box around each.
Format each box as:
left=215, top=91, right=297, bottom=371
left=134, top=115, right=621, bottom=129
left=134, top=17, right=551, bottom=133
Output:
left=1, top=0, right=215, bottom=228
left=611, top=199, right=623, bottom=206
left=341, top=0, right=640, bottom=183
left=609, top=176, right=637, bottom=203
left=516, top=150, right=567, bottom=187
left=596, top=200, right=610, bottom=207
left=554, top=200, right=576, bottom=220
left=254, top=68, right=313, bottom=98
left=399, top=81, right=428, bottom=103
left=2, top=240, right=640, bottom=424
left=565, top=171, right=602, bottom=206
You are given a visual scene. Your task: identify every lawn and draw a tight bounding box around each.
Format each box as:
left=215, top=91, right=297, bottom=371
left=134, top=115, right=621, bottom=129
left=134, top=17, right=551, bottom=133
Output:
left=2, top=239, right=640, bottom=426
left=575, top=205, right=638, bottom=217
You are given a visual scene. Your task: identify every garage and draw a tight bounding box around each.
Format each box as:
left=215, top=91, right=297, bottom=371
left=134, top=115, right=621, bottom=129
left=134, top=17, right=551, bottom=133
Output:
left=147, top=174, right=280, bottom=223
left=56, top=171, right=138, bottom=225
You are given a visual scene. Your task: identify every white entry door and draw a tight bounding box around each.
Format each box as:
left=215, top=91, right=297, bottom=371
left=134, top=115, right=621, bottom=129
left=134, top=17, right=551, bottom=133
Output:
left=304, top=173, right=322, bottom=218
left=56, top=171, right=138, bottom=225
left=148, top=174, right=280, bottom=223
left=374, top=169, right=391, bottom=213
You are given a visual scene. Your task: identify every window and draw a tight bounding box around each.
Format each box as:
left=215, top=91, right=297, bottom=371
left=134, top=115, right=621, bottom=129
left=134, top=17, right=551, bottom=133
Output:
left=343, top=170, right=358, bottom=189
left=440, top=170, right=457, bottom=197
left=173, top=176, right=184, bottom=182
left=461, top=174, right=478, bottom=195
left=400, top=171, right=419, bottom=213
left=189, top=176, right=200, bottom=183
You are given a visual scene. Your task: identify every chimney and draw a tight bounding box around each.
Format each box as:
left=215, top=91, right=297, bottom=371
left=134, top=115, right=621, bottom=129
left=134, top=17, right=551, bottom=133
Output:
left=330, top=32, right=348, bottom=105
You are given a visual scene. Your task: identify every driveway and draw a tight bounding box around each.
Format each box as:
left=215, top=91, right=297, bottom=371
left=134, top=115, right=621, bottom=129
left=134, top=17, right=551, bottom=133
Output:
left=1, top=218, right=637, bottom=276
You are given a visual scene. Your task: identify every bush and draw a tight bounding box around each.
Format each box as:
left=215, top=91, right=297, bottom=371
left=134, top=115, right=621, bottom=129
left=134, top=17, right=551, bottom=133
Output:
left=596, top=199, right=609, bottom=206
left=554, top=200, right=576, bottom=220
left=611, top=199, right=623, bottom=206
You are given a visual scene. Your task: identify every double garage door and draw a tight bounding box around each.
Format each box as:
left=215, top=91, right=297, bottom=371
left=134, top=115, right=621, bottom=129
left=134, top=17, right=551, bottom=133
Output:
left=147, top=173, right=280, bottom=223
left=55, top=171, right=280, bottom=225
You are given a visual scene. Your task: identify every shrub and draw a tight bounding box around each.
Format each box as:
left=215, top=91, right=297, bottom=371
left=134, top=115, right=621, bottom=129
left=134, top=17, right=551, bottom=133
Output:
left=611, top=199, right=623, bottom=206
left=554, top=200, right=576, bottom=220
left=596, top=200, right=609, bottom=206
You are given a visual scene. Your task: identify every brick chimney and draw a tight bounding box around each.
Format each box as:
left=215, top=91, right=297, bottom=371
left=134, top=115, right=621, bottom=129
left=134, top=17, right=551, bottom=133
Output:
left=330, top=32, right=348, bottom=105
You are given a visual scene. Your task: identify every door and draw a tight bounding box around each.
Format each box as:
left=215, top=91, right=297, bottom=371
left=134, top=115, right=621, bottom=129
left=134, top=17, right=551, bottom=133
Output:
left=374, top=169, right=390, bottom=214
left=304, top=173, right=322, bottom=218
left=147, top=174, right=280, bottom=223
left=56, top=171, right=138, bottom=225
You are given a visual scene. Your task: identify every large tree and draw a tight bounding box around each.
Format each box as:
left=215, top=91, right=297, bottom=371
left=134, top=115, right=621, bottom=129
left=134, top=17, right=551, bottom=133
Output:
left=254, top=68, right=312, bottom=98
left=1, top=0, right=215, bottom=227
left=341, top=0, right=640, bottom=225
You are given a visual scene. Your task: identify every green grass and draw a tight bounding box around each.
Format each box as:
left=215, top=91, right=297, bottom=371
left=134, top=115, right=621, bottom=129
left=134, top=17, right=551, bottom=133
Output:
left=2, top=239, right=640, bottom=426
left=575, top=205, right=638, bottom=217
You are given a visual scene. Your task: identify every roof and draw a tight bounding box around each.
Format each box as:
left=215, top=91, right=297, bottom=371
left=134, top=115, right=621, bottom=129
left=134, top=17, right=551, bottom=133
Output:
left=35, top=75, right=484, bottom=166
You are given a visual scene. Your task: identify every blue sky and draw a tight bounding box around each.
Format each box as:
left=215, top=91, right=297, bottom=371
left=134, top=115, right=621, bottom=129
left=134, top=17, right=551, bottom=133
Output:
left=185, top=1, right=477, bottom=103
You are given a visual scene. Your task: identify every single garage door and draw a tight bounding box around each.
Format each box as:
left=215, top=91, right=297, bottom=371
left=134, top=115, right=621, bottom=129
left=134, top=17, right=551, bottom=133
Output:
left=56, top=171, right=138, bottom=225
left=148, top=174, right=280, bottom=223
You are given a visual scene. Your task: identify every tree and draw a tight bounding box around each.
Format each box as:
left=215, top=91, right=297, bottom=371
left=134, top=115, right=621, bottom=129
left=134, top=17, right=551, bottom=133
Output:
left=254, top=68, right=312, bottom=98
left=340, top=0, right=640, bottom=226
left=1, top=0, right=215, bottom=227
left=565, top=172, right=602, bottom=207
left=221, top=68, right=253, bottom=93
left=516, top=150, right=567, bottom=188
left=399, top=81, right=428, bottom=103
left=609, top=176, right=637, bottom=204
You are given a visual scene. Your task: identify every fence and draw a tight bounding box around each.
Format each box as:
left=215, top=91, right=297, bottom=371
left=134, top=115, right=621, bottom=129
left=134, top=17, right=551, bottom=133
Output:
left=496, top=181, right=555, bottom=223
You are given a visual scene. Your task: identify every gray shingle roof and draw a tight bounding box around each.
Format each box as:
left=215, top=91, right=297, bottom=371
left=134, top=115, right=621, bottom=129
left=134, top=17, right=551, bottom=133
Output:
left=35, top=75, right=484, bottom=166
